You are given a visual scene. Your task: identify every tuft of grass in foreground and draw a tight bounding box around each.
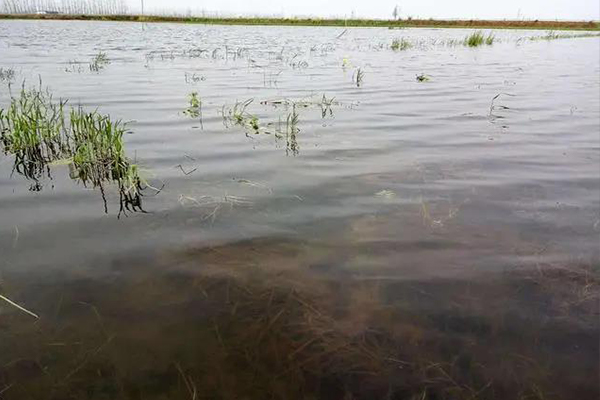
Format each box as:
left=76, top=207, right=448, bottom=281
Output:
left=0, top=83, right=145, bottom=215
left=464, top=31, right=495, bottom=47
left=391, top=38, right=412, bottom=51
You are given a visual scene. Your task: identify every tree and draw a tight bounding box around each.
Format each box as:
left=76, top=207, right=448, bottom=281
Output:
left=392, top=5, right=399, bottom=20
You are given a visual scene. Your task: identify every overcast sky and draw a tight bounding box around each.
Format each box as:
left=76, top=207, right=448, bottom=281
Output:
left=129, top=0, right=599, bottom=21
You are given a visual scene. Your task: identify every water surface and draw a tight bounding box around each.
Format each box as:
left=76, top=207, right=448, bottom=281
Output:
left=0, top=20, right=598, bottom=399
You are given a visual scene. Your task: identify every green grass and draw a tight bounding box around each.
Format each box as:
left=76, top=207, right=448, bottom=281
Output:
left=183, top=91, right=203, bottom=129
left=0, top=83, right=144, bottom=215
left=391, top=38, right=412, bottom=51
left=89, top=51, right=110, bottom=72
left=530, top=30, right=600, bottom=40
left=464, top=31, right=495, bottom=47
left=1, top=13, right=598, bottom=31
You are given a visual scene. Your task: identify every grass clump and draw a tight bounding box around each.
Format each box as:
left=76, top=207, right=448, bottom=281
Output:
left=0, top=83, right=145, bottom=215
left=183, top=92, right=203, bottom=129
left=391, top=38, right=412, bottom=51
left=89, top=51, right=110, bottom=72
left=531, top=30, right=600, bottom=41
left=464, top=31, right=495, bottom=47
left=0, top=67, right=15, bottom=82
left=222, top=99, right=259, bottom=134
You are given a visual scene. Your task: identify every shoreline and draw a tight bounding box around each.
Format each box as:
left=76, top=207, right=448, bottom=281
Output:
left=0, top=13, right=598, bottom=31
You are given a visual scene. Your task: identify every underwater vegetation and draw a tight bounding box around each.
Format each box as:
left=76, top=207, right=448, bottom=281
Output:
left=0, top=83, right=146, bottom=216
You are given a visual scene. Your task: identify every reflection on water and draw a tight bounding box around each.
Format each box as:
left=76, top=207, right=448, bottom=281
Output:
left=0, top=20, right=599, bottom=399
left=0, top=84, right=147, bottom=216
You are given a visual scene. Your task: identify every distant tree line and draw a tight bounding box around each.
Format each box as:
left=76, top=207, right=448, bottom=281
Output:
left=1, top=0, right=128, bottom=14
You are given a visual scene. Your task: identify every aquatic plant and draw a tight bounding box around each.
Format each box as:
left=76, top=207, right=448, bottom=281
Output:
left=184, top=72, right=205, bottom=84
left=183, top=91, right=203, bottom=129
left=0, top=67, right=15, bottom=82
left=221, top=99, right=264, bottom=135
left=353, top=67, right=365, bottom=87
left=64, top=60, right=84, bottom=73
left=0, top=83, right=145, bottom=215
left=320, top=94, right=335, bottom=118
left=391, top=38, right=412, bottom=51
left=89, top=51, right=110, bottom=72
left=464, top=31, right=495, bottom=47
left=284, top=105, right=299, bottom=156
left=530, top=30, right=600, bottom=41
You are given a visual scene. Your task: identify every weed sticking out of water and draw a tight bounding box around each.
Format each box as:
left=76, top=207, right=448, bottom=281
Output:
left=489, top=92, right=516, bottom=129
left=464, top=31, right=495, bottom=47
left=64, top=60, right=84, bottom=73
left=531, top=30, right=600, bottom=41
left=89, top=51, right=110, bottom=72
left=284, top=105, right=300, bottom=156
left=0, top=67, right=15, bottom=82
left=391, top=38, right=412, bottom=51
left=0, top=83, right=147, bottom=216
left=262, top=69, right=283, bottom=88
left=353, top=67, right=365, bottom=87
left=320, top=94, right=335, bottom=118
left=221, top=99, right=258, bottom=133
left=184, top=72, right=205, bottom=84
left=183, top=92, right=203, bottom=129
left=416, top=73, right=430, bottom=82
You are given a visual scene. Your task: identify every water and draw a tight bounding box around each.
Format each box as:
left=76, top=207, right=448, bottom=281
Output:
left=0, top=20, right=598, bottom=399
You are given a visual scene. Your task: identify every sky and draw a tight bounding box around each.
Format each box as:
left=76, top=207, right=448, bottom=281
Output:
left=128, top=0, right=600, bottom=21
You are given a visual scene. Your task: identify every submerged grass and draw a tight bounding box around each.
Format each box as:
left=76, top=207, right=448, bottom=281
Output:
left=0, top=83, right=145, bottom=215
left=1, top=254, right=597, bottom=400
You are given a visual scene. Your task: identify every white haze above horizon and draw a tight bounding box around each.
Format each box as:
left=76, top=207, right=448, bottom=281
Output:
left=125, top=0, right=599, bottom=21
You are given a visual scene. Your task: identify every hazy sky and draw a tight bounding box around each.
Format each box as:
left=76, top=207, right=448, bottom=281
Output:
left=129, top=0, right=600, bottom=20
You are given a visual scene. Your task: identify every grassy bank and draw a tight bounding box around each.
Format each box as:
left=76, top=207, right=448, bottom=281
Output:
left=0, top=13, right=598, bottom=30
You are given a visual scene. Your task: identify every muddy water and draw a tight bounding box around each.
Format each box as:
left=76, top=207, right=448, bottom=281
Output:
left=0, top=21, right=598, bottom=399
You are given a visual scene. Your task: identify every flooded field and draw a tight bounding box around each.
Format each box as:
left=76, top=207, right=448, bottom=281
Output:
left=0, top=20, right=599, bottom=399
